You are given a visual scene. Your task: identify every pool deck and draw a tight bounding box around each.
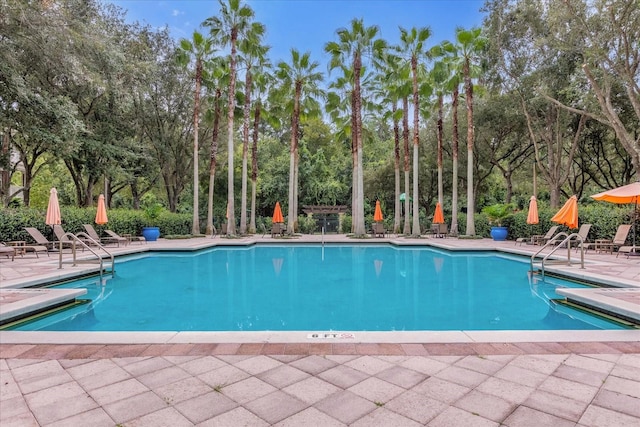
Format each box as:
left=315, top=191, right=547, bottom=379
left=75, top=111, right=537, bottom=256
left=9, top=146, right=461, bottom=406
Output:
left=1, top=234, right=640, bottom=426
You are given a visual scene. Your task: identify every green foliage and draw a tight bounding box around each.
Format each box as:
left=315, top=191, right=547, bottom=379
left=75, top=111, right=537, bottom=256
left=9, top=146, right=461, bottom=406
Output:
left=341, top=215, right=353, bottom=233
left=481, top=203, right=514, bottom=226
left=297, top=215, right=318, bottom=234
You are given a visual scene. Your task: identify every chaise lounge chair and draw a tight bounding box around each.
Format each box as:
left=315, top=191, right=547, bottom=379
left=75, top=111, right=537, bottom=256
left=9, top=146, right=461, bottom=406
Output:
left=25, top=227, right=58, bottom=251
left=371, top=222, right=386, bottom=238
left=589, top=224, right=632, bottom=255
left=83, top=224, right=127, bottom=246
left=106, top=229, right=145, bottom=244
left=0, top=243, right=15, bottom=261
left=531, top=225, right=559, bottom=246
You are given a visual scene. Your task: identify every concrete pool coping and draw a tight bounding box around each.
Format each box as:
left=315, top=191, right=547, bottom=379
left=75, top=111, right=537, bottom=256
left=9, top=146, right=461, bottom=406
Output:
left=1, top=233, right=639, bottom=344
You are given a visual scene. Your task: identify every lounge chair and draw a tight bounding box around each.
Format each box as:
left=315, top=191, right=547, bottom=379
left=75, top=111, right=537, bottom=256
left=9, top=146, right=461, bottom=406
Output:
left=590, top=224, right=632, bottom=254
left=371, top=222, right=386, bottom=238
left=531, top=225, right=559, bottom=245
left=83, top=224, right=124, bottom=246
left=106, top=229, right=144, bottom=244
left=53, top=225, right=90, bottom=250
left=570, top=223, right=591, bottom=251
left=0, top=243, right=15, bottom=261
left=271, top=222, right=284, bottom=237
left=25, top=227, right=57, bottom=251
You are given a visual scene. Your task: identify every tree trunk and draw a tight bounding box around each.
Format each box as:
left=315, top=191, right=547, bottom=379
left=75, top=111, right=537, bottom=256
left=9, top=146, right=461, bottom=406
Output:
left=437, top=94, right=444, bottom=206
left=411, top=54, right=421, bottom=236
left=464, top=59, right=476, bottom=236
left=206, top=88, right=221, bottom=236
left=287, top=81, right=301, bottom=234
left=393, top=102, right=401, bottom=234
left=250, top=101, right=261, bottom=233
left=353, top=51, right=366, bottom=236
left=240, top=69, right=252, bottom=234
left=192, top=58, right=202, bottom=235
left=227, top=28, right=238, bottom=235
left=402, top=96, right=411, bottom=235
left=451, top=86, right=459, bottom=235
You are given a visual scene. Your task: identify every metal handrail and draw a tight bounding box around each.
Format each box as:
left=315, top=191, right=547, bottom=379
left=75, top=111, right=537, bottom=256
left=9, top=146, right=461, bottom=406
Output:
left=57, top=232, right=115, bottom=279
left=530, top=232, right=585, bottom=277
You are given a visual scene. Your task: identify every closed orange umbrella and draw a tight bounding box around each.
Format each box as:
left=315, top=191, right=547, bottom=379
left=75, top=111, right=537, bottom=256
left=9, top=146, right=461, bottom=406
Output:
left=551, top=195, right=578, bottom=229
left=526, top=196, right=539, bottom=225
left=374, top=200, right=383, bottom=222
left=272, top=201, right=284, bottom=223
left=95, top=194, right=108, bottom=225
left=432, top=202, right=444, bottom=224
left=45, top=187, right=61, bottom=226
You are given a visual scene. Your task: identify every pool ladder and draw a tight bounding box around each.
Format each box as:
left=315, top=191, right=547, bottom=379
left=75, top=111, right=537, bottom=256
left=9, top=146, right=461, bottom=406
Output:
left=530, top=232, right=585, bottom=278
left=57, top=232, right=115, bottom=280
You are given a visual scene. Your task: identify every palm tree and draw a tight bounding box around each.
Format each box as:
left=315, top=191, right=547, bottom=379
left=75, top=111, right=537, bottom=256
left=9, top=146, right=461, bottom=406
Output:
left=176, top=30, right=216, bottom=235
left=325, top=19, right=387, bottom=236
left=454, top=26, right=487, bottom=236
left=204, top=0, right=261, bottom=236
left=396, top=26, right=432, bottom=235
left=275, top=49, right=324, bottom=234
left=238, top=30, right=268, bottom=234
left=201, top=58, right=228, bottom=236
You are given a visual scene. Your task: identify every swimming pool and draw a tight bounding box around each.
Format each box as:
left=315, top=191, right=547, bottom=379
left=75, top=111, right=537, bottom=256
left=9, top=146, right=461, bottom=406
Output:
left=10, top=245, right=626, bottom=331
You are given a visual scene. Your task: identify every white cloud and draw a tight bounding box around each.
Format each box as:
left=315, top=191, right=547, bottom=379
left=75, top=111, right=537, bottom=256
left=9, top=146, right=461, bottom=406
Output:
left=172, top=9, right=183, bottom=17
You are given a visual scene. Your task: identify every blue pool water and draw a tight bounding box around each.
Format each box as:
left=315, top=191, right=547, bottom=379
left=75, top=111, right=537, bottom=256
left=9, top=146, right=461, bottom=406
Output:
left=11, top=245, right=625, bottom=331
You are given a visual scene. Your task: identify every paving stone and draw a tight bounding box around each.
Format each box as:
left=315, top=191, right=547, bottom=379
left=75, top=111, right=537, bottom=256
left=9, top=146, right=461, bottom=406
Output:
left=617, top=354, right=640, bottom=369
left=433, top=364, right=489, bottom=388
left=593, top=389, right=640, bottom=418
left=0, top=371, right=22, bottom=401
left=347, top=377, right=405, bottom=403
left=315, top=390, right=377, bottom=424
left=233, top=355, right=283, bottom=375
left=174, top=391, right=237, bottom=424
left=494, top=364, right=548, bottom=387
left=282, top=376, right=340, bottom=404
left=610, top=363, right=640, bottom=381
left=523, top=389, right=589, bottom=422
left=400, top=356, right=449, bottom=375
left=0, top=412, right=39, bottom=427
left=13, top=367, right=72, bottom=395
left=154, top=376, right=214, bottom=405
left=196, top=406, right=269, bottom=426
left=177, top=356, right=228, bottom=375
left=502, top=406, right=575, bottom=427
left=385, top=390, right=448, bottom=424
left=317, top=364, right=369, bottom=389
left=24, top=380, right=86, bottom=409
left=102, top=390, right=167, bottom=424
left=257, top=364, right=310, bottom=388
left=412, top=376, right=471, bottom=404
left=137, top=365, right=191, bottom=389
left=73, top=365, right=132, bottom=392
left=198, top=364, right=250, bottom=389
left=125, top=407, right=193, bottom=427
left=454, top=355, right=506, bottom=375
left=564, top=354, right=615, bottom=374
left=350, top=407, right=422, bottom=427
left=602, top=375, right=640, bottom=399
left=344, top=355, right=394, bottom=375
left=289, top=355, right=338, bottom=375
left=552, top=363, right=608, bottom=387
left=243, top=390, right=308, bottom=424
left=454, top=389, right=516, bottom=422
left=376, top=365, right=427, bottom=388
left=29, top=391, right=98, bottom=425
left=10, top=360, right=63, bottom=382
left=475, top=377, right=534, bottom=404
left=88, top=378, right=149, bottom=406
left=122, top=355, right=173, bottom=376
left=65, top=359, right=121, bottom=379
left=324, top=355, right=359, bottom=364
left=273, top=407, right=345, bottom=427
left=221, top=376, right=277, bottom=404
left=579, top=405, right=640, bottom=427
left=46, top=407, right=114, bottom=427
left=427, top=406, right=499, bottom=427
left=539, top=376, right=599, bottom=402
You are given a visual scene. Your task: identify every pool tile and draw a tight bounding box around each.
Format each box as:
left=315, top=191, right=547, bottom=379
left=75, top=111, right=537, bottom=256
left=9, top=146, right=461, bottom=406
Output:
left=211, top=343, right=240, bottom=355
left=283, top=343, right=308, bottom=355
left=91, top=344, right=150, bottom=358
left=356, top=343, right=383, bottom=355
left=502, top=406, right=575, bottom=427
left=377, top=343, right=405, bottom=355
left=604, top=341, right=640, bottom=353
left=64, top=345, right=105, bottom=359
left=427, top=406, right=499, bottom=427
left=243, top=390, right=308, bottom=424
left=401, top=343, right=429, bottom=356
left=385, top=390, right=448, bottom=423
left=18, top=344, right=77, bottom=359
left=309, top=343, right=332, bottom=355
left=315, top=390, right=377, bottom=425
left=351, top=407, right=422, bottom=427
left=453, top=389, right=516, bottom=423
left=331, top=343, right=357, bottom=354
left=489, top=343, right=525, bottom=355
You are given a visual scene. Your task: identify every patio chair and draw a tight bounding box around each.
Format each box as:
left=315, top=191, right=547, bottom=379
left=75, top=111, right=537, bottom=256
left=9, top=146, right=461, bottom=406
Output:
left=531, top=225, right=559, bottom=245
left=371, top=222, right=386, bottom=238
left=590, top=224, right=632, bottom=255
left=271, top=222, right=284, bottom=237
left=106, top=229, right=145, bottom=244
left=0, top=243, right=15, bottom=261
left=83, top=224, right=123, bottom=246
left=571, top=223, right=592, bottom=251
left=53, top=225, right=90, bottom=250
left=25, top=227, right=57, bottom=251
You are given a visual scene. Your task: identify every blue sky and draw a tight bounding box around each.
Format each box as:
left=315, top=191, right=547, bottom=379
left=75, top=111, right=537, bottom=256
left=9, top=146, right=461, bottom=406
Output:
left=110, top=0, right=486, bottom=64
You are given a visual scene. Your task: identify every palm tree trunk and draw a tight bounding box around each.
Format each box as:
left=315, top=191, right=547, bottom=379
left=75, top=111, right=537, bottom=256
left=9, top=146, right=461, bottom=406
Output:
left=206, top=88, right=221, bottom=236
left=411, top=55, right=421, bottom=236
left=288, top=83, right=301, bottom=234
left=393, top=102, right=401, bottom=234
left=402, top=96, right=411, bottom=235
left=353, top=52, right=365, bottom=236
left=240, top=70, right=252, bottom=235
left=250, top=102, right=260, bottom=233
left=451, top=86, right=459, bottom=235
left=437, top=94, right=444, bottom=206
left=192, top=59, right=202, bottom=235
left=226, top=29, right=238, bottom=236
left=464, top=59, right=475, bottom=236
